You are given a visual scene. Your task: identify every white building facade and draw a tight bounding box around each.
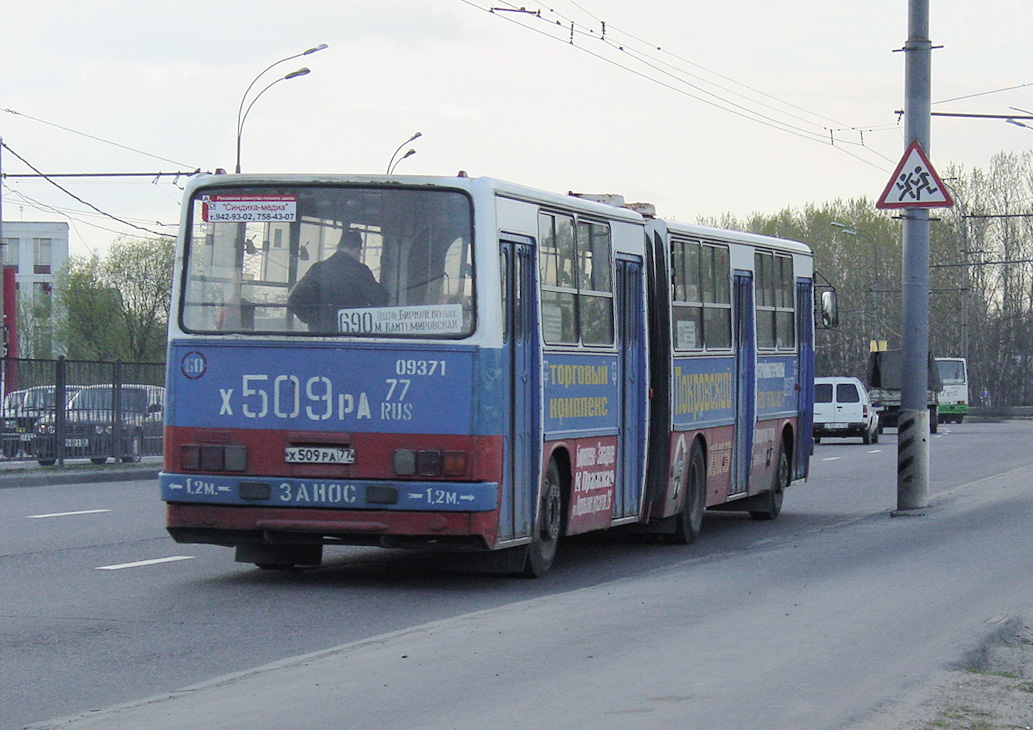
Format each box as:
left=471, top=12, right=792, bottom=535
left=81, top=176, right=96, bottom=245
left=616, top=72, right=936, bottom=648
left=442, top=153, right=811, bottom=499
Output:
left=1, top=221, right=70, bottom=358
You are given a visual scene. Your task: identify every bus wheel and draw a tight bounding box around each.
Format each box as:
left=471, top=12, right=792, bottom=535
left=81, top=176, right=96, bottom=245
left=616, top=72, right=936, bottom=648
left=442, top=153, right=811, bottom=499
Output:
left=670, top=441, right=706, bottom=545
left=750, top=443, right=787, bottom=521
left=523, top=460, right=563, bottom=578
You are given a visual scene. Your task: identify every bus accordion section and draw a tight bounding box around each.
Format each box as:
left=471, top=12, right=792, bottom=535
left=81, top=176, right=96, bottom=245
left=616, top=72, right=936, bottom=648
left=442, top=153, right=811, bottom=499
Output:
left=161, top=173, right=817, bottom=577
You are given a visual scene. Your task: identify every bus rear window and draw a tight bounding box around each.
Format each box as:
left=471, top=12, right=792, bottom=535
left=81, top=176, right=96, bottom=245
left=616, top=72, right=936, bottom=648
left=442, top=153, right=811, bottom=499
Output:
left=181, top=186, right=474, bottom=337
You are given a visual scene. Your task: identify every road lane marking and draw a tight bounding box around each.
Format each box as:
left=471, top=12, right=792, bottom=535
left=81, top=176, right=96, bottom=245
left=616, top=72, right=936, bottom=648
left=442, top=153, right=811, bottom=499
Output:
left=821, top=457, right=842, bottom=461
left=96, top=556, right=196, bottom=571
left=28, top=509, right=112, bottom=519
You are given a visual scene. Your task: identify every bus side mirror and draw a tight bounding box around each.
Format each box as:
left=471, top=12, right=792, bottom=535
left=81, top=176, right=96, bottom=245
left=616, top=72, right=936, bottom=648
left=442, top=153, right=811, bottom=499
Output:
left=819, top=290, right=838, bottom=329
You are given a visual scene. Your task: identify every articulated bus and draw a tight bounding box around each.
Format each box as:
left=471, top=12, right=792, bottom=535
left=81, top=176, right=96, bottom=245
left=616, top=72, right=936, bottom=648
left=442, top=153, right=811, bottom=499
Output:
left=161, top=173, right=825, bottom=576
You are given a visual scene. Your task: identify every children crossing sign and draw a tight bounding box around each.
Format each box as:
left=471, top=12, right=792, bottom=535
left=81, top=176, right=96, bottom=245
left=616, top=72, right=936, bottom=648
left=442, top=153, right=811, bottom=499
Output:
left=876, top=141, right=954, bottom=210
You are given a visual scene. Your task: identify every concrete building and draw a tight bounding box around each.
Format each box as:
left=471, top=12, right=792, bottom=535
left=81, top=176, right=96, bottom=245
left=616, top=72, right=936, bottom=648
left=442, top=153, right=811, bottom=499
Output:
left=1, top=221, right=70, bottom=358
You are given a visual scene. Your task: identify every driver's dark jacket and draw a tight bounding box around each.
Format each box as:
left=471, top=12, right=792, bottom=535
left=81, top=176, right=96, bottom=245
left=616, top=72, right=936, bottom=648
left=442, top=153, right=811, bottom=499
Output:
left=286, top=250, right=388, bottom=331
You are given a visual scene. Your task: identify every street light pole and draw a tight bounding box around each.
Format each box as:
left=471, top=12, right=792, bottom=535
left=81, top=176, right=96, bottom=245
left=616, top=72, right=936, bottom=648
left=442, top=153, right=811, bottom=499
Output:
left=235, top=44, right=327, bottom=173
left=236, top=68, right=310, bottom=173
left=387, top=132, right=422, bottom=175
left=831, top=222, right=882, bottom=345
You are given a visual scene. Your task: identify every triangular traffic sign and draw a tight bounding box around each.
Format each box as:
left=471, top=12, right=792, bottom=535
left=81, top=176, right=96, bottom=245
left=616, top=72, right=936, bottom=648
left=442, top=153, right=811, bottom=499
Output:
left=876, top=141, right=954, bottom=209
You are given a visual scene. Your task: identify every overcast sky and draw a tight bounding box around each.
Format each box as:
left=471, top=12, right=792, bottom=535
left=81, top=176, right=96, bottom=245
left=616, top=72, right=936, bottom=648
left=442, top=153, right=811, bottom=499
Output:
left=1, top=0, right=1030, bottom=255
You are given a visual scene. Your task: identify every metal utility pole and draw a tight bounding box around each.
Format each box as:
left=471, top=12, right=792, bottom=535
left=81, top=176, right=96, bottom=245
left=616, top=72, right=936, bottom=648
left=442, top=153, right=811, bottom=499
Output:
left=878, top=0, right=952, bottom=510
left=897, top=0, right=933, bottom=510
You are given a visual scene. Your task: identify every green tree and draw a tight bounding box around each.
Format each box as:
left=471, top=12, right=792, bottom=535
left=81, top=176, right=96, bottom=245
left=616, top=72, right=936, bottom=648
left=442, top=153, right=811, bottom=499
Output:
left=54, top=236, right=174, bottom=362
left=709, top=150, right=1033, bottom=405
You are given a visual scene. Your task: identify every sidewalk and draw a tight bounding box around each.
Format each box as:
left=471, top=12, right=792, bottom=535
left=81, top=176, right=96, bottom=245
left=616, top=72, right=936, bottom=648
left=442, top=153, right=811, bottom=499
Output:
left=0, top=455, right=160, bottom=489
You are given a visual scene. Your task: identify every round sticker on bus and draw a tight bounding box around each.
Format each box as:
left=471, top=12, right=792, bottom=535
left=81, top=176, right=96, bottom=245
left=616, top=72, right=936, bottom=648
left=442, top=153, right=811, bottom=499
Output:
left=181, top=351, right=208, bottom=380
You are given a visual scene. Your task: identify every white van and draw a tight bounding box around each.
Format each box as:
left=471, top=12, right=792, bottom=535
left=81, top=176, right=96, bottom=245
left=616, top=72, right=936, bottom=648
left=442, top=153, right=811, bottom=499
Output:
left=813, top=376, right=879, bottom=444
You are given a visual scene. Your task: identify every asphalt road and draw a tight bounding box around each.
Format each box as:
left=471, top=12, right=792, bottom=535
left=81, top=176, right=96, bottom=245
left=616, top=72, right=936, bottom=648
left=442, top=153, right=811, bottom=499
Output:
left=4, top=419, right=1033, bottom=729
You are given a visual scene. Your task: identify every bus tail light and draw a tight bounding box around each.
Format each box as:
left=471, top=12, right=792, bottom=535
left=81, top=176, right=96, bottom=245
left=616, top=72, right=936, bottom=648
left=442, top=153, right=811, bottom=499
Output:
left=181, top=443, right=247, bottom=472
left=393, top=449, right=466, bottom=477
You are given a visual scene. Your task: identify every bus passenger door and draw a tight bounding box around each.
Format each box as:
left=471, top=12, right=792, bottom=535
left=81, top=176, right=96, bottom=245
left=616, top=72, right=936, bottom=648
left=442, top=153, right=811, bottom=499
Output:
left=614, top=256, right=647, bottom=520
left=498, top=238, right=541, bottom=542
left=730, top=271, right=756, bottom=496
left=794, top=279, right=815, bottom=479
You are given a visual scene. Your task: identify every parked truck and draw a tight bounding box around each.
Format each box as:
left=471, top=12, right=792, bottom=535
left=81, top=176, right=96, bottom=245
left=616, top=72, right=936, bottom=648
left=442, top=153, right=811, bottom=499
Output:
left=865, top=349, right=942, bottom=434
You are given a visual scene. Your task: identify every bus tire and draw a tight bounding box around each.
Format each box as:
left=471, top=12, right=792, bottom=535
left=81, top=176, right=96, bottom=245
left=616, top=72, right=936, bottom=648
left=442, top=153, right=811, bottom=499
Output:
left=750, top=442, right=787, bottom=521
left=523, top=460, right=563, bottom=578
left=670, top=440, right=706, bottom=545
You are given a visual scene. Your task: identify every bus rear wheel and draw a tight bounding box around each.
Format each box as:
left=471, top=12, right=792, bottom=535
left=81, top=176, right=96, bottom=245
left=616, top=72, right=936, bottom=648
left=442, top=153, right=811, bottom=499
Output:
left=523, top=460, right=563, bottom=578
left=750, top=442, right=787, bottom=521
left=670, top=441, right=706, bottom=545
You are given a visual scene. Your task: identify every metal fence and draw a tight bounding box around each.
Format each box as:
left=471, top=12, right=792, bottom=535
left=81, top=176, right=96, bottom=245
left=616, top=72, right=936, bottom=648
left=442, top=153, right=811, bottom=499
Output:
left=1, top=357, right=165, bottom=466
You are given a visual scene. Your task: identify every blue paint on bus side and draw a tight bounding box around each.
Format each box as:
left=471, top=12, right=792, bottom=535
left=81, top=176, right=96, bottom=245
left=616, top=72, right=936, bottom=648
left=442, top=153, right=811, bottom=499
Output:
left=670, top=356, right=736, bottom=431
left=542, top=352, right=620, bottom=440
left=756, top=354, right=800, bottom=420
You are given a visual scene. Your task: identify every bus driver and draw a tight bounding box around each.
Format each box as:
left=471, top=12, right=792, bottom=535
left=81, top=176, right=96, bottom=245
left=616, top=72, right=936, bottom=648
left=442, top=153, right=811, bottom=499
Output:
left=287, top=228, right=388, bottom=332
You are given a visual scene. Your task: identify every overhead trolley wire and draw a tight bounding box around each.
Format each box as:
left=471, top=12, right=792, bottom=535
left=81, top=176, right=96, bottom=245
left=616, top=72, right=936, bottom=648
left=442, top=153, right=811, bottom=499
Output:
left=2, top=108, right=197, bottom=169
left=1, top=141, right=174, bottom=239
left=464, top=0, right=896, bottom=171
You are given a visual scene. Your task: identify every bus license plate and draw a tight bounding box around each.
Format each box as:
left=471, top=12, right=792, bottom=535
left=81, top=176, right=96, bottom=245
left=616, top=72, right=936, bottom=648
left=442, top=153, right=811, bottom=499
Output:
left=285, top=446, right=355, bottom=464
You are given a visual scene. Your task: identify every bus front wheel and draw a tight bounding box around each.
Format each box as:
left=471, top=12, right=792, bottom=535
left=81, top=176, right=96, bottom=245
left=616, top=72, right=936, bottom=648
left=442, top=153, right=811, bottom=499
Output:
left=523, top=460, right=563, bottom=578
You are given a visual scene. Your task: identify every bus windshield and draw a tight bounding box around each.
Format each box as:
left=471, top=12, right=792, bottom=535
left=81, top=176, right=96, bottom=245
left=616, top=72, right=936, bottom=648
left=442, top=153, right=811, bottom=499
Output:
left=937, top=359, right=966, bottom=384
left=181, top=185, right=474, bottom=337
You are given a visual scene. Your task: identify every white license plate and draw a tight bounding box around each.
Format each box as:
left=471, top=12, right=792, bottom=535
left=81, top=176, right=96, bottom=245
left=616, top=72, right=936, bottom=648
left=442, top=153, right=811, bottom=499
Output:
left=65, top=438, right=90, bottom=447
left=826, top=423, right=848, bottom=429
left=285, top=446, right=355, bottom=464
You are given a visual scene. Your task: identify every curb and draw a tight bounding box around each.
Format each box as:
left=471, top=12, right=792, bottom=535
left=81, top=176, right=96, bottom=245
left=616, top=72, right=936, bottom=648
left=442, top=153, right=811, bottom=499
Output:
left=0, top=465, right=160, bottom=489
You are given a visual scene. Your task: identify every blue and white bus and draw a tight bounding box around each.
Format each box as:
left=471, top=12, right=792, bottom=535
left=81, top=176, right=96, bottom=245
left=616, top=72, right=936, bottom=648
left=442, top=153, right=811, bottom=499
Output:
left=161, top=173, right=823, bottom=576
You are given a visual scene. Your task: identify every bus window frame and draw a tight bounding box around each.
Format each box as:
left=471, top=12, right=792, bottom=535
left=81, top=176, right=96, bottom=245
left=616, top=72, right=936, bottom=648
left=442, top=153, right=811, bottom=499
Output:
left=537, top=209, right=617, bottom=350
left=177, top=182, right=478, bottom=340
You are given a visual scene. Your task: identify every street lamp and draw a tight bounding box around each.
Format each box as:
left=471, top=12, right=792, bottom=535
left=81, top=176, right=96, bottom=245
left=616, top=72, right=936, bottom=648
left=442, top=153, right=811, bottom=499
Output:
left=387, top=132, right=422, bottom=175
left=831, top=221, right=882, bottom=344
left=235, top=44, right=328, bottom=173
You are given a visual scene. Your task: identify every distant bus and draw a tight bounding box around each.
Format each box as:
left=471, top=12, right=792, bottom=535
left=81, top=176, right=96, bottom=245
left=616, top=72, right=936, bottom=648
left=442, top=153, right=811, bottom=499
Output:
left=160, top=173, right=827, bottom=576
left=935, top=357, right=969, bottom=423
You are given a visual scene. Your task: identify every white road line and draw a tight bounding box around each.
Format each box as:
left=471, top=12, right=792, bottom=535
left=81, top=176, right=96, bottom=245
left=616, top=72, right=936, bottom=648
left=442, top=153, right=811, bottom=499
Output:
left=28, top=509, right=112, bottom=519
left=821, top=456, right=842, bottom=461
left=96, top=556, right=196, bottom=571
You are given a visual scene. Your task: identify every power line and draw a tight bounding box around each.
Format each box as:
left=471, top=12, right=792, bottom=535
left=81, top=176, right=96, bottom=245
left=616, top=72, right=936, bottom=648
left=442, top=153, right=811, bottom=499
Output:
left=1, top=141, right=174, bottom=239
left=934, top=82, right=1033, bottom=106
left=2, top=108, right=197, bottom=169
left=466, top=0, right=896, bottom=171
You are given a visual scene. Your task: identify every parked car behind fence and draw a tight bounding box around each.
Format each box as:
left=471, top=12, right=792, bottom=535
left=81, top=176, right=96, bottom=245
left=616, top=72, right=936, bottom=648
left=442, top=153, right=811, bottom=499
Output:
left=1, top=357, right=164, bottom=464
left=34, top=383, right=165, bottom=465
